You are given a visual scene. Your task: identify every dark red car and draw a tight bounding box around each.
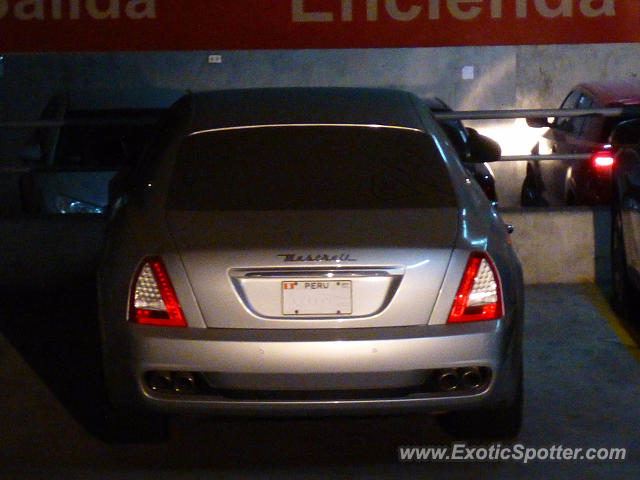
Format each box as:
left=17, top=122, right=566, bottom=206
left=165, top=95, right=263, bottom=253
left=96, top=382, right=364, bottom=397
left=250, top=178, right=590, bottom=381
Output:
left=521, top=81, right=640, bottom=206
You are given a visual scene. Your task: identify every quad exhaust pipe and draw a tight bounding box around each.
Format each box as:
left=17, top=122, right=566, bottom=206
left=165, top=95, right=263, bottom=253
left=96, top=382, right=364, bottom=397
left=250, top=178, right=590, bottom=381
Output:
left=173, top=372, right=197, bottom=393
left=147, top=371, right=198, bottom=394
left=146, top=368, right=488, bottom=396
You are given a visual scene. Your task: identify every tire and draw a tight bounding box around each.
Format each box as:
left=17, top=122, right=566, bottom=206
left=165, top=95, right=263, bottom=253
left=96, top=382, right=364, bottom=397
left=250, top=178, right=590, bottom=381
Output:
left=611, top=207, right=639, bottom=322
left=438, top=359, right=523, bottom=441
left=99, top=403, right=168, bottom=444
left=520, top=172, right=543, bottom=207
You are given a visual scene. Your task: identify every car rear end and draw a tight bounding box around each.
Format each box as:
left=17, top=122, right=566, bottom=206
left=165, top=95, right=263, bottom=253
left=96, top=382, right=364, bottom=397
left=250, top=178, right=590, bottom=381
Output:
left=568, top=103, right=629, bottom=205
left=98, top=92, right=522, bottom=422
left=566, top=86, right=640, bottom=205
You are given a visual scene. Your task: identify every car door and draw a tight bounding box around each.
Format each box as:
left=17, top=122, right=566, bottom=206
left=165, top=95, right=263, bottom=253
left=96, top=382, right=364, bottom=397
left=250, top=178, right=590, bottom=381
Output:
left=537, top=90, right=581, bottom=203
left=566, top=93, right=595, bottom=152
left=561, top=93, right=598, bottom=202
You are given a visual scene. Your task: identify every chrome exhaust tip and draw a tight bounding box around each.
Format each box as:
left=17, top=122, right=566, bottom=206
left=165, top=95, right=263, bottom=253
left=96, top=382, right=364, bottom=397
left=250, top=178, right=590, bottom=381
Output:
left=147, top=371, right=173, bottom=392
left=172, top=372, right=197, bottom=393
left=437, top=369, right=460, bottom=391
left=146, top=371, right=199, bottom=394
left=460, top=367, right=483, bottom=390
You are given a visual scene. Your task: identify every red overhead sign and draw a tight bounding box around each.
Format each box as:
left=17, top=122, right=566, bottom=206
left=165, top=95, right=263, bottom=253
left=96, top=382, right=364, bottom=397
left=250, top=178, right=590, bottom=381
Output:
left=0, top=1, right=638, bottom=52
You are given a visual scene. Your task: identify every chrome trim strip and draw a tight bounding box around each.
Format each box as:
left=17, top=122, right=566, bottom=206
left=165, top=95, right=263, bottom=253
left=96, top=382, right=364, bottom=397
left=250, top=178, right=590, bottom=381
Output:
left=229, top=267, right=405, bottom=279
left=189, top=124, right=425, bottom=136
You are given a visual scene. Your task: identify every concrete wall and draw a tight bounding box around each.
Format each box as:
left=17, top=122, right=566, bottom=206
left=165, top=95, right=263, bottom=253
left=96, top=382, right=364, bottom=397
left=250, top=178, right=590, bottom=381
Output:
left=501, top=207, right=610, bottom=286
left=0, top=47, right=518, bottom=170
left=3, top=43, right=640, bottom=132
left=515, top=44, right=640, bottom=109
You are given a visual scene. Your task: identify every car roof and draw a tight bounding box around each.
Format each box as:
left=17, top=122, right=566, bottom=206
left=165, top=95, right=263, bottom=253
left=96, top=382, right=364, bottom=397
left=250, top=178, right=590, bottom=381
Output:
left=576, top=81, right=640, bottom=106
left=184, top=88, right=426, bottom=133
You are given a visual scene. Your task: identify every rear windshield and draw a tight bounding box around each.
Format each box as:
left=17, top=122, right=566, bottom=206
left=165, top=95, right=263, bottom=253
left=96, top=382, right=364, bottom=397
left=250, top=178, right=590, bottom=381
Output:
left=167, top=125, right=456, bottom=210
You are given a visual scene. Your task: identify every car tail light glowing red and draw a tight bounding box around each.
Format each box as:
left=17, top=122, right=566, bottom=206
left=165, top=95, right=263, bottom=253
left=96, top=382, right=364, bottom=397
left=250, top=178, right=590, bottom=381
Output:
left=592, top=151, right=615, bottom=168
left=129, top=257, right=187, bottom=327
left=448, top=252, right=503, bottom=323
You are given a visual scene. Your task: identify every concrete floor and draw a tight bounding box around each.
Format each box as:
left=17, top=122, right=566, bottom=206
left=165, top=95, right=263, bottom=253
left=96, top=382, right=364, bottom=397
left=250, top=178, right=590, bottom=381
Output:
left=0, top=284, right=639, bottom=479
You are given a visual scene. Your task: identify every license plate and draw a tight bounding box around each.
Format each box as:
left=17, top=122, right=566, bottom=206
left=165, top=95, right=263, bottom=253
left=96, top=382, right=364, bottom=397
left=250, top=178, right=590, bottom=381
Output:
left=282, top=280, right=352, bottom=315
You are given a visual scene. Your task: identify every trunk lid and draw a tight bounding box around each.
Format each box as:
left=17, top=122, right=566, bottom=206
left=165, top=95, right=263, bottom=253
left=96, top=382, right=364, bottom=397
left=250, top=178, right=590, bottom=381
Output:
left=166, top=208, right=458, bottom=329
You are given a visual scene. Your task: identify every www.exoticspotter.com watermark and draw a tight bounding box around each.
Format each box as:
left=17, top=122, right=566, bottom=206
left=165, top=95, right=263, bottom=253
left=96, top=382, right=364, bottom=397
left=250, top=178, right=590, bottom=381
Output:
left=398, top=443, right=627, bottom=464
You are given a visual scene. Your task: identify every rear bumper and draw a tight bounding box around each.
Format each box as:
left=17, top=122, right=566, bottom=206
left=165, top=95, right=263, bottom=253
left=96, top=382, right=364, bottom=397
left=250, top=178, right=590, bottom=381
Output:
left=104, top=319, right=520, bottom=416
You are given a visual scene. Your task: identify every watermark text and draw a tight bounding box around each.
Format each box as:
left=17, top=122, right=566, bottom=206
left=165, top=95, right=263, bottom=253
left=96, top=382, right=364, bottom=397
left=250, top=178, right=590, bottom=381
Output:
left=398, top=443, right=627, bottom=464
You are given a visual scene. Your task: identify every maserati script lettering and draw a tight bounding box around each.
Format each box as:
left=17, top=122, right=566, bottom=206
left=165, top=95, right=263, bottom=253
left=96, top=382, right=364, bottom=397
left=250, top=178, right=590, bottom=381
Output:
left=277, top=253, right=357, bottom=263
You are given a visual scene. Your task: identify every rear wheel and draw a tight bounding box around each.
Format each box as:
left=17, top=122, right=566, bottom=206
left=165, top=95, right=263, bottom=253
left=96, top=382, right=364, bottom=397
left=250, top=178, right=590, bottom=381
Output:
left=438, top=359, right=523, bottom=441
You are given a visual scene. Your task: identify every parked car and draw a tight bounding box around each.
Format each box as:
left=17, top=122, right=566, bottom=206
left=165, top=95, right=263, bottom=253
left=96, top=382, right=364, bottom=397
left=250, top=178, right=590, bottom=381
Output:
left=609, top=118, right=640, bottom=320
left=19, top=92, right=173, bottom=214
left=423, top=97, right=499, bottom=203
left=98, top=88, right=524, bottom=442
left=521, top=81, right=640, bottom=206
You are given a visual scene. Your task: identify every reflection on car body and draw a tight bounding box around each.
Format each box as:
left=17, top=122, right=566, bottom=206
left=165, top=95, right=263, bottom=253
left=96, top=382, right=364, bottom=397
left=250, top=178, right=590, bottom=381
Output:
left=422, top=97, right=499, bottom=203
left=98, top=88, right=524, bottom=442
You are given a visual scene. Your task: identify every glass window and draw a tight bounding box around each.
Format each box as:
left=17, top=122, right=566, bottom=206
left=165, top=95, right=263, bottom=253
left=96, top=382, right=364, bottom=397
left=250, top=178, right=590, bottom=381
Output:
left=556, top=90, right=581, bottom=132
left=571, top=94, right=593, bottom=137
left=167, top=125, right=457, bottom=211
left=560, top=90, right=581, bottom=110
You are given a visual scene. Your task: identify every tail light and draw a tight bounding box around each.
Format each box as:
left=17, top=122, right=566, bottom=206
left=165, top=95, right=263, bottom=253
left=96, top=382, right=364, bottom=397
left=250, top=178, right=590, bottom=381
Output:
left=129, top=257, right=187, bottom=327
left=592, top=151, right=615, bottom=168
left=448, top=252, right=503, bottom=323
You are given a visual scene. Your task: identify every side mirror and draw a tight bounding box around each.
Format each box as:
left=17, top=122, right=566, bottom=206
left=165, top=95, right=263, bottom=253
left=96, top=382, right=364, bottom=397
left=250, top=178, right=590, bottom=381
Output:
left=466, top=128, right=501, bottom=163
left=610, top=118, right=640, bottom=147
left=556, top=119, right=574, bottom=134
left=526, top=117, right=552, bottom=128
left=18, top=144, right=43, bottom=165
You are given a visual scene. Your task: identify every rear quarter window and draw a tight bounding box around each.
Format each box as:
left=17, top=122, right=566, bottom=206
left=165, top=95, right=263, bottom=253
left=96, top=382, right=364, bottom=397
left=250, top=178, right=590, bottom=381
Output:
left=167, top=125, right=457, bottom=211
